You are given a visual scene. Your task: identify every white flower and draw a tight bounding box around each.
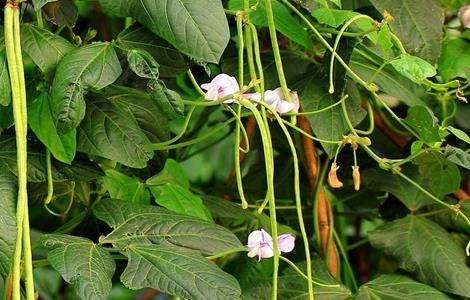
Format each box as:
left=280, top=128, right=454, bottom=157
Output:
left=247, top=229, right=295, bottom=261
left=244, top=88, right=300, bottom=114
left=200, top=73, right=240, bottom=103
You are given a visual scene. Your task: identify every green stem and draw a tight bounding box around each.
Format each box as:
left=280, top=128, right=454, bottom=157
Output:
left=279, top=256, right=339, bottom=288
left=187, top=69, right=206, bottom=96
left=263, top=0, right=290, bottom=101
left=5, top=3, right=35, bottom=299
left=44, top=149, right=54, bottom=204
left=259, top=101, right=314, bottom=300
left=154, top=106, right=196, bottom=147
left=333, top=230, right=358, bottom=291
left=206, top=246, right=247, bottom=260
left=355, top=100, right=374, bottom=135
left=330, top=14, right=374, bottom=94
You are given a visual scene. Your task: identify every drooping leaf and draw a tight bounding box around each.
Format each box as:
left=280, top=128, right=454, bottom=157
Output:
left=21, top=24, right=75, bottom=75
left=355, top=274, right=452, bottom=300
left=51, top=42, right=122, bottom=134
left=76, top=96, right=153, bottom=168
left=42, top=0, right=78, bottom=28
left=404, top=106, right=442, bottom=146
left=93, top=199, right=241, bottom=255
left=438, top=38, right=470, bottom=81
left=443, top=145, right=470, bottom=170
left=0, top=53, right=11, bottom=106
left=121, top=243, right=241, bottom=299
left=115, top=24, right=188, bottom=77
left=104, top=85, right=170, bottom=143
left=389, top=54, right=437, bottom=83
left=363, top=152, right=460, bottom=210
left=150, top=83, right=184, bottom=120
left=368, top=215, right=470, bottom=297
left=127, top=49, right=159, bottom=81
left=32, top=0, right=58, bottom=10
left=146, top=158, right=190, bottom=189
left=28, top=93, right=76, bottom=163
left=0, top=174, right=16, bottom=279
left=99, top=0, right=230, bottom=63
left=228, top=0, right=313, bottom=49
left=40, top=234, right=115, bottom=300
left=369, top=0, right=444, bottom=63
left=151, top=183, right=213, bottom=221
left=102, top=169, right=150, bottom=204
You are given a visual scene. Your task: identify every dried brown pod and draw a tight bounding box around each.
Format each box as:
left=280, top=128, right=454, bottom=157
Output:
left=352, top=166, right=361, bottom=191
left=328, top=162, right=343, bottom=189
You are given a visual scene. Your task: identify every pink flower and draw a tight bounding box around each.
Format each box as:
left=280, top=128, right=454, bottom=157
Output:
left=244, top=88, right=300, bottom=114
left=247, top=229, right=295, bottom=260
left=201, top=73, right=240, bottom=103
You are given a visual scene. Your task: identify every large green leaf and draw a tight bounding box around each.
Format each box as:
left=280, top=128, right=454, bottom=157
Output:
left=93, top=199, right=241, bottom=255
left=99, top=0, right=229, bottom=63
left=76, top=96, right=153, bottom=168
left=121, top=243, right=241, bottom=300
left=151, top=183, right=213, bottom=221
left=368, top=215, right=470, bottom=297
left=443, top=146, right=470, bottom=170
left=355, top=274, right=452, bottom=299
left=115, top=24, right=187, bottom=77
left=438, top=38, right=470, bottom=82
left=40, top=234, right=115, bottom=300
left=42, top=0, right=78, bottom=28
left=0, top=174, right=16, bottom=279
left=51, top=42, right=122, bottom=134
left=105, top=85, right=169, bottom=143
left=228, top=0, right=312, bottom=49
left=127, top=49, right=159, bottom=81
left=146, top=158, right=190, bottom=189
left=432, top=202, right=470, bottom=234
left=389, top=54, right=437, bottom=83
left=21, top=24, right=75, bottom=75
left=369, top=0, right=443, bottom=62
left=32, top=0, right=57, bottom=9
left=363, top=152, right=460, bottom=210
left=0, top=53, right=11, bottom=106
left=102, top=169, right=150, bottom=204
left=312, top=8, right=357, bottom=28
left=29, top=93, right=76, bottom=163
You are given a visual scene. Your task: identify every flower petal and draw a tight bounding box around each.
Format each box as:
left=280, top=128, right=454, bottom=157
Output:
left=278, top=234, right=295, bottom=253
left=276, top=100, right=296, bottom=114
left=204, top=85, right=219, bottom=101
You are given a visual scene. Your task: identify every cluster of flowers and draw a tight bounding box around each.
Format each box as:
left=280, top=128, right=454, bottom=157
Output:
left=201, top=73, right=300, bottom=114
left=247, top=229, right=295, bottom=260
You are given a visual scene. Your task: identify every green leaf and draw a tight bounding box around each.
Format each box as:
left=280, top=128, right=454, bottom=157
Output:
left=40, top=234, right=115, bottom=300
left=432, top=202, right=470, bottom=234
left=355, top=274, right=452, bottom=300
left=115, top=24, right=188, bottom=78
left=438, top=38, right=470, bottom=82
left=127, top=49, right=159, bottom=81
left=121, top=243, right=241, bottom=299
left=21, top=24, right=75, bottom=75
left=34, top=267, right=62, bottom=300
left=32, top=0, right=58, bottom=9
left=77, top=96, right=153, bottom=168
left=404, top=106, right=442, bottom=146
left=43, top=0, right=78, bottom=28
left=389, top=54, right=437, bottom=83
left=0, top=53, right=11, bottom=106
left=146, top=158, right=190, bottom=189
left=312, top=8, right=357, bottom=28
left=102, top=169, right=150, bottom=204
left=444, top=145, right=470, bottom=170
left=93, top=199, right=241, bottom=255
left=150, top=83, right=185, bottom=120
left=368, top=215, right=470, bottom=297
left=363, top=152, right=460, bottom=210
left=29, top=93, right=76, bottom=163
left=151, top=183, right=212, bottom=221
left=51, top=42, right=122, bottom=134
left=447, top=126, right=470, bottom=144
left=105, top=85, right=170, bottom=143
left=369, top=0, right=444, bottom=62
left=0, top=174, right=16, bottom=279
left=99, top=0, right=230, bottom=63
left=228, top=0, right=312, bottom=49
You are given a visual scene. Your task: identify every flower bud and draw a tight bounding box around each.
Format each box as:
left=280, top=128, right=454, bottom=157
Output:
left=328, top=162, right=343, bottom=189
left=352, top=166, right=361, bottom=191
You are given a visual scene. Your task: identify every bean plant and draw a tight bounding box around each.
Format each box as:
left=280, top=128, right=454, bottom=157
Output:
left=0, top=0, right=469, bottom=299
